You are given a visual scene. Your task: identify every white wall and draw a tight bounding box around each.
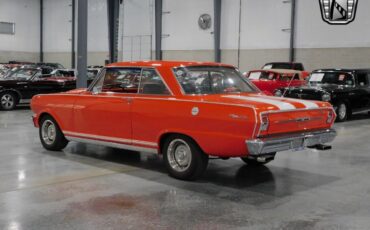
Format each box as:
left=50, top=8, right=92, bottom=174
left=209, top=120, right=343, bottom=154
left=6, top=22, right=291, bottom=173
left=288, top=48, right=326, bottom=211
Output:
left=43, top=0, right=109, bottom=67
left=43, top=0, right=71, bottom=53
left=162, top=0, right=214, bottom=50
left=296, top=0, right=370, bottom=48
left=0, top=0, right=39, bottom=61
left=1, top=0, right=370, bottom=68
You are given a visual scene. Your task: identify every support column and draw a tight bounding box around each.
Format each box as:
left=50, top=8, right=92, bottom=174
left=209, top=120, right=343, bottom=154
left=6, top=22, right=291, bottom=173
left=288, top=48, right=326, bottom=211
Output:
left=155, top=0, right=163, bottom=60
left=107, top=0, right=121, bottom=63
left=289, top=0, right=296, bottom=62
left=214, top=0, right=221, bottom=63
left=71, top=0, right=76, bottom=68
left=76, top=0, right=88, bottom=88
left=40, top=0, right=44, bottom=63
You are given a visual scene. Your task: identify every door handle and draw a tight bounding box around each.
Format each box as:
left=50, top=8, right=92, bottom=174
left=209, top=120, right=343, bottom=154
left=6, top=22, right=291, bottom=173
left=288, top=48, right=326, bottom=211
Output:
left=124, top=98, right=133, bottom=104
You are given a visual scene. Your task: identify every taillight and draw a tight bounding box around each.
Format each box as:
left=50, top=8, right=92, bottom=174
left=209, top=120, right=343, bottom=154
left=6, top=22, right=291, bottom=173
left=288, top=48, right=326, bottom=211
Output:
left=260, top=114, right=269, bottom=132
left=327, top=110, right=335, bottom=124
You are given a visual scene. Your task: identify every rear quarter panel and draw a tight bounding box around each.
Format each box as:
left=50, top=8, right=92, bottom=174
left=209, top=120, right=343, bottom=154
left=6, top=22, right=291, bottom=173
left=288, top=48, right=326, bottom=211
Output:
left=131, top=97, right=257, bottom=157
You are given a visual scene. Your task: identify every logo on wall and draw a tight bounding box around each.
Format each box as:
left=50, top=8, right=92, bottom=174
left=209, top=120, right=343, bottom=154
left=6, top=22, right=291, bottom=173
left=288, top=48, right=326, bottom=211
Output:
left=319, top=0, right=359, bottom=25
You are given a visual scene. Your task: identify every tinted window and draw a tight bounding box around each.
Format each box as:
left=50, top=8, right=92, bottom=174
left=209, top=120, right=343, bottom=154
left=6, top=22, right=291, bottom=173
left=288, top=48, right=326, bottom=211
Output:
left=357, top=73, right=369, bottom=86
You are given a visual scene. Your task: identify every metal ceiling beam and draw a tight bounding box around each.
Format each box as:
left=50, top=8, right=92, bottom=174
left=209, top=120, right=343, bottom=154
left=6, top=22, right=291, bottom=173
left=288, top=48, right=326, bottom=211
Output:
left=76, top=0, right=88, bottom=88
left=107, top=0, right=121, bottom=63
left=155, top=0, right=163, bottom=60
left=289, top=0, right=296, bottom=62
left=214, top=0, right=221, bottom=62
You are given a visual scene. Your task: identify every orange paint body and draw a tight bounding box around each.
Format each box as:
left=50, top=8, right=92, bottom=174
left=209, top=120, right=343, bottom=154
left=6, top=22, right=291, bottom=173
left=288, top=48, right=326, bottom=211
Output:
left=31, top=61, right=335, bottom=157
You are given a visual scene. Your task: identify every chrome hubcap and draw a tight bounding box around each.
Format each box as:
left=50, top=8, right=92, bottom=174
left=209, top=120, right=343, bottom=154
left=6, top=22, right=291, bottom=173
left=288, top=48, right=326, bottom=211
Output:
left=41, top=120, right=56, bottom=145
left=167, top=139, right=192, bottom=172
left=1, top=94, right=14, bottom=109
left=338, top=104, right=347, bottom=120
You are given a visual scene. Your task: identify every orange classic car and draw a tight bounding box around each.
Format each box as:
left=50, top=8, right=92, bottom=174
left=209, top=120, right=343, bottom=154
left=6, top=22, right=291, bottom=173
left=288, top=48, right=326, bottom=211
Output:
left=31, top=61, right=337, bottom=180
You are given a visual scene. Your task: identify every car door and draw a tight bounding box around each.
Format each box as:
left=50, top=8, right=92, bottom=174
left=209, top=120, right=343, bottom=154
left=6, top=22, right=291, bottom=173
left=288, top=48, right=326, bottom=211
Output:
left=70, top=67, right=142, bottom=146
left=131, top=68, right=172, bottom=149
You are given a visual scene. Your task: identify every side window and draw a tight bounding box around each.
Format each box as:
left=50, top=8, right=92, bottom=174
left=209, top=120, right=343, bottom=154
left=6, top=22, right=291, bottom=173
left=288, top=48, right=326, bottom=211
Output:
left=93, top=68, right=141, bottom=93
left=357, top=73, right=368, bottom=86
left=293, top=74, right=300, bottom=80
left=138, top=69, right=170, bottom=95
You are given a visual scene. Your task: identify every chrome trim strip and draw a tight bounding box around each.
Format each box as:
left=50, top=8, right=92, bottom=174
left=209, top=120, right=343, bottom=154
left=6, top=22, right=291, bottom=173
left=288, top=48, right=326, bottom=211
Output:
left=246, top=129, right=337, bottom=156
left=63, top=131, right=158, bottom=147
left=65, top=136, right=158, bottom=154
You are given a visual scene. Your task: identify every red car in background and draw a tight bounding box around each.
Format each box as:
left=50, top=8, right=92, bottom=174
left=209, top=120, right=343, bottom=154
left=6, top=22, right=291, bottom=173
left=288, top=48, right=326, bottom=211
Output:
left=262, top=62, right=310, bottom=79
left=246, top=69, right=307, bottom=95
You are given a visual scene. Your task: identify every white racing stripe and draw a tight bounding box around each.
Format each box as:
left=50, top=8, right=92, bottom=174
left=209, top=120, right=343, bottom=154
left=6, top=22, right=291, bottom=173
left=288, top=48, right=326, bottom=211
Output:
left=224, top=95, right=296, bottom=110
left=263, top=96, right=319, bottom=109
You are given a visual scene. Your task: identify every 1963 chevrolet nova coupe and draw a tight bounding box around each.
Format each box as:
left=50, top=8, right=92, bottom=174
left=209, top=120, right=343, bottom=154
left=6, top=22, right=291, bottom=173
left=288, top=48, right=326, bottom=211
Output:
left=31, top=61, right=337, bottom=180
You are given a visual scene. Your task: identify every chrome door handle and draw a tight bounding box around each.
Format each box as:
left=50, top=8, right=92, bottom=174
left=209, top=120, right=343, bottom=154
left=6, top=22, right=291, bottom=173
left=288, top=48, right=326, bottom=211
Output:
left=124, top=98, right=133, bottom=104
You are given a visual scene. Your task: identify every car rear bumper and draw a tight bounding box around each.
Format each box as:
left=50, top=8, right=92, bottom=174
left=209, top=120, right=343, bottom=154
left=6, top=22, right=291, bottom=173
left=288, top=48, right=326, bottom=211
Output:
left=246, top=129, right=337, bottom=156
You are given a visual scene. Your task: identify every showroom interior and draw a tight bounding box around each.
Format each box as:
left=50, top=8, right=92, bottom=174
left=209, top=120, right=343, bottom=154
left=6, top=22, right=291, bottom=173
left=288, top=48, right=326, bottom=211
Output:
left=1, top=0, right=370, bottom=229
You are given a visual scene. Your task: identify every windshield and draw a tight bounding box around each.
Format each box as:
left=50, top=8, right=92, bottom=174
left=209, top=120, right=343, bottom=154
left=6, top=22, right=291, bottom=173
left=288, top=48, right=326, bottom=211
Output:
left=308, top=72, right=354, bottom=86
left=174, top=66, right=257, bottom=94
left=6, top=69, right=39, bottom=80
left=248, top=71, right=277, bottom=80
left=51, top=70, right=75, bottom=77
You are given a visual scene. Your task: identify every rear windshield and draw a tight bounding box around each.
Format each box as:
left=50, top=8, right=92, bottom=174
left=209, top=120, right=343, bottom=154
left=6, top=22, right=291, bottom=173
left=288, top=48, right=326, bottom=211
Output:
left=263, top=63, right=292, bottom=70
left=174, top=66, right=257, bottom=94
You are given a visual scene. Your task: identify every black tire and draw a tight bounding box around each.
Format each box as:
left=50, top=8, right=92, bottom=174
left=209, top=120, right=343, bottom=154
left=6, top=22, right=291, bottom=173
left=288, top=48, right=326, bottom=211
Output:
left=335, top=102, right=348, bottom=122
left=162, top=134, right=208, bottom=180
left=241, top=153, right=275, bottom=166
left=39, top=115, right=68, bottom=151
left=0, top=91, right=18, bottom=111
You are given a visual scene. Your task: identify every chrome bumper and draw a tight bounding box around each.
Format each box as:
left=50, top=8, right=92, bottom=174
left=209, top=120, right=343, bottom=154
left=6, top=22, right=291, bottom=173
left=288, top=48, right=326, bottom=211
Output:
left=246, top=129, right=337, bottom=156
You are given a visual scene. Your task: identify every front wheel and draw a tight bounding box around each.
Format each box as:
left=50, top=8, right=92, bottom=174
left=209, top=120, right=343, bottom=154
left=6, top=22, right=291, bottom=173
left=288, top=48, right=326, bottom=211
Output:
left=39, top=115, right=68, bottom=151
left=335, top=102, right=348, bottom=122
left=163, top=135, right=208, bottom=180
left=0, top=92, right=17, bottom=110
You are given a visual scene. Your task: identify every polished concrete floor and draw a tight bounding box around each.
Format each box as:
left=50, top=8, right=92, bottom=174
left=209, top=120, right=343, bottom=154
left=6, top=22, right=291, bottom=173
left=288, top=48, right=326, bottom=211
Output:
left=0, top=107, right=370, bottom=230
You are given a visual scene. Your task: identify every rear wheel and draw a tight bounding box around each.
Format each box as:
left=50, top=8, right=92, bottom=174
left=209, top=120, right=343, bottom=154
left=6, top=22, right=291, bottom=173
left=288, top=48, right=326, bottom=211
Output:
left=39, top=115, right=68, bottom=151
left=241, top=153, right=276, bottom=166
left=335, top=102, right=348, bottom=122
left=163, top=135, right=208, bottom=180
left=0, top=92, right=17, bottom=110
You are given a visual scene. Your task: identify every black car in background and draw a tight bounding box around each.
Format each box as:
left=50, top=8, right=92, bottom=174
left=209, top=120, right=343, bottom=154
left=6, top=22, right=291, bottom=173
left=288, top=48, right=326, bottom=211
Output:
left=274, top=69, right=370, bottom=122
left=0, top=67, right=75, bottom=110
